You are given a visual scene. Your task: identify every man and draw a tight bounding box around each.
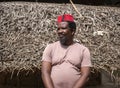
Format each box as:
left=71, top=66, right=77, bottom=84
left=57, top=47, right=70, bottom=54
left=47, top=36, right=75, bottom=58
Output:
left=41, top=14, right=92, bottom=88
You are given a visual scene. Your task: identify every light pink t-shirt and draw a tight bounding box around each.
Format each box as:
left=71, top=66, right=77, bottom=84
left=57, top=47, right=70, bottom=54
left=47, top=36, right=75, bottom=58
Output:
left=42, top=41, right=92, bottom=88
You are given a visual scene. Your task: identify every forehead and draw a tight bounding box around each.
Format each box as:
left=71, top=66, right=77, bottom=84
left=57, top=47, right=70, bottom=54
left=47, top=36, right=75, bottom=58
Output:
left=58, top=22, right=68, bottom=28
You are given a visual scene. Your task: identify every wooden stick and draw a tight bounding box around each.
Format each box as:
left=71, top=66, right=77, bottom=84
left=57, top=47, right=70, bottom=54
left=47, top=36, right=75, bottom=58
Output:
left=69, top=0, right=83, bottom=18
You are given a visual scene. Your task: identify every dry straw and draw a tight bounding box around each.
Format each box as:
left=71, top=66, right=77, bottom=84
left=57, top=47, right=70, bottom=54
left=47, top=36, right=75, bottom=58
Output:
left=0, top=1, right=120, bottom=84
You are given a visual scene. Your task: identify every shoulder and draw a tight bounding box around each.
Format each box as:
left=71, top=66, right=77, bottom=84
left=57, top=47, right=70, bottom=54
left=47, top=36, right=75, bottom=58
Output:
left=73, top=43, right=90, bottom=53
left=74, top=42, right=88, bottom=50
left=45, top=41, right=59, bottom=49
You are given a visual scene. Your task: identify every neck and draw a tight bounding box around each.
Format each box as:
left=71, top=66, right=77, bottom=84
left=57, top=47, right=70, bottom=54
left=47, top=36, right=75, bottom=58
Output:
left=67, top=40, right=74, bottom=46
left=61, top=39, right=74, bottom=46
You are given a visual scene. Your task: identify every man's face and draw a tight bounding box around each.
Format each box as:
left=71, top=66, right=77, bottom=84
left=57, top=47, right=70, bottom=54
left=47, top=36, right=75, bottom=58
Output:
left=57, top=22, right=74, bottom=45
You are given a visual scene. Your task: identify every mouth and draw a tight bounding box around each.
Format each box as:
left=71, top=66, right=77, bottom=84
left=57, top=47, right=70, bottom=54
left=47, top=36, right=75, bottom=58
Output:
left=58, top=34, right=65, bottom=38
left=58, top=34, right=67, bottom=45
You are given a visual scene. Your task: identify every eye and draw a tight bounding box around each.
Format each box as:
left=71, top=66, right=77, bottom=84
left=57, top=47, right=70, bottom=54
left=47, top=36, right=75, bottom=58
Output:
left=57, top=28, right=60, bottom=31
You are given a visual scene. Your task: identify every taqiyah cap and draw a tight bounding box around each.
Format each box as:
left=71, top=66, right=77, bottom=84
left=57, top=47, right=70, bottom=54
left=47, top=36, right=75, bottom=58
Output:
left=57, top=14, right=74, bottom=23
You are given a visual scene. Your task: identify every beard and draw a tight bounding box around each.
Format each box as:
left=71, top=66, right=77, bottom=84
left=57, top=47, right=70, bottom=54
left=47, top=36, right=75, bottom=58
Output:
left=59, top=35, right=68, bottom=45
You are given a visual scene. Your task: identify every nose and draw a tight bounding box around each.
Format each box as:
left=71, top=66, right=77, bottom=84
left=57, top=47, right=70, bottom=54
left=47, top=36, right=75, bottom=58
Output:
left=57, top=28, right=64, bottom=33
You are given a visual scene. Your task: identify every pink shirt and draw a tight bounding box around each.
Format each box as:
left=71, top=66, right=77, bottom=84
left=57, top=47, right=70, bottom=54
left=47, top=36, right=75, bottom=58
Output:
left=42, top=41, right=92, bottom=88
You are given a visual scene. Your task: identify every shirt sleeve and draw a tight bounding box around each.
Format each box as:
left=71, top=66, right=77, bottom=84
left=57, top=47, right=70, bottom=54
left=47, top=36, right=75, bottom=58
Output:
left=41, top=44, right=52, bottom=63
left=81, top=47, right=92, bottom=67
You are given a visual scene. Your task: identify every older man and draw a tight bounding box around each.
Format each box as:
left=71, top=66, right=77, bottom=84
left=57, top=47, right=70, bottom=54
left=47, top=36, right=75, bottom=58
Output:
left=41, top=14, right=92, bottom=88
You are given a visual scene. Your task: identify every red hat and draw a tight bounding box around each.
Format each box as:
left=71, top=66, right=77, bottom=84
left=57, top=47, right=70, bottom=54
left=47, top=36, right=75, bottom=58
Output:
left=57, top=14, right=74, bottom=23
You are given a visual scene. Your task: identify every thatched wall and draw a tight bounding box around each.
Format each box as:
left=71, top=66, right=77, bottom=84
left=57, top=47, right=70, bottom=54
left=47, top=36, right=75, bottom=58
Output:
left=0, top=1, right=120, bottom=83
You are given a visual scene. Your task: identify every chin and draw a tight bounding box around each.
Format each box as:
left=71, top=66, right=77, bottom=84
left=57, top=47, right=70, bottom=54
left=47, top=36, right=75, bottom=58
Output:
left=59, top=37, right=68, bottom=45
left=59, top=39, right=67, bottom=45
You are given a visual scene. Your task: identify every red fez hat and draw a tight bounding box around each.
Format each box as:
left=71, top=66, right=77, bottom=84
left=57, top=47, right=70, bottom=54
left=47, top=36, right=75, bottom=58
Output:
left=57, top=14, right=74, bottom=23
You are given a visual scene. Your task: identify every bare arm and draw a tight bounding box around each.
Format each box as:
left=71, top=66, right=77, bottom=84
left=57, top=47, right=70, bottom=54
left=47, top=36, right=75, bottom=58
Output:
left=73, top=67, right=91, bottom=88
left=41, top=61, right=54, bottom=88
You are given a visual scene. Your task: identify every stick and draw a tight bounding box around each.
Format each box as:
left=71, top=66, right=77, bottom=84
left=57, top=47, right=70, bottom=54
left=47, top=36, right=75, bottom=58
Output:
left=69, top=0, right=83, bottom=18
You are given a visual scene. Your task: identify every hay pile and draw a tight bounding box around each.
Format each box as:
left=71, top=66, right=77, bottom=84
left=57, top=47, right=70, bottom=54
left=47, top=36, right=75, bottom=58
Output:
left=0, top=1, right=120, bottom=83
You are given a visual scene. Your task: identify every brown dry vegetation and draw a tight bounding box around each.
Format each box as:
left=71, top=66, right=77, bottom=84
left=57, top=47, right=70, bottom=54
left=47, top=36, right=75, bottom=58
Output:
left=0, top=1, right=120, bottom=84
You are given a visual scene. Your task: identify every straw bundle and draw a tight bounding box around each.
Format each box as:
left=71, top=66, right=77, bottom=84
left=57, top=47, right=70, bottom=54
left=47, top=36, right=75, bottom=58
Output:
left=0, top=1, right=120, bottom=84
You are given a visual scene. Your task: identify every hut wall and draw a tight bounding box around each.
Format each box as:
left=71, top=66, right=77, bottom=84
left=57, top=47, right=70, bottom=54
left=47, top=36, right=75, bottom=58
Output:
left=0, top=70, right=101, bottom=88
left=0, top=69, right=44, bottom=88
